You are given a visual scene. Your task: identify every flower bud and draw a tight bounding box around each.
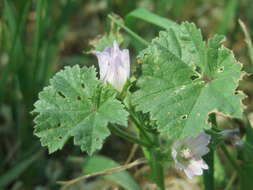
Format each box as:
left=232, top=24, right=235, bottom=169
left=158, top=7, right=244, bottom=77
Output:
left=94, top=41, right=130, bottom=91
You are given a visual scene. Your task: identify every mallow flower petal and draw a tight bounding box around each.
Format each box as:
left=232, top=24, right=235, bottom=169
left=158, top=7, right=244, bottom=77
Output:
left=120, top=49, right=130, bottom=76
left=200, top=159, right=209, bottom=170
left=184, top=159, right=209, bottom=178
left=192, top=146, right=210, bottom=157
left=172, top=149, right=177, bottom=159
left=185, top=132, right=210, bottom=150
left=94, top=52, right=110, bottom=80
left=184, top=167, right=195, bottom=179
left=94, top=41, right=130, bottom=91
left=113, top=41, right=120, bottom=52
left=188, top=160, right=205, bottom=175
left=191, top=132, right=211, bottom=148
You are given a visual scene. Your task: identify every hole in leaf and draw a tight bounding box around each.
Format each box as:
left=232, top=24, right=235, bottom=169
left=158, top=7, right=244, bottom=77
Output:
left=58, top=136, right=62, bottom=139
left=190, top=75, right=199, bottom=80
left=218, top=67, right=224, bottom=72
left=81, top=83, right=85, bottom=88
left=58, top=91, right=66, bottom=98
left=195, top=66, right=202, bottom=74
left=77, top=96, right=81, bottom=100
left=181, top=115, right=188, bottom=120
left=235, top=91, right=239, bottom=95
left=57, top=123, right=61, bottom=127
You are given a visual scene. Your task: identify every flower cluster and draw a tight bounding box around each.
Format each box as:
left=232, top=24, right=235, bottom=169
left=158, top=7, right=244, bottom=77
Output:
left=172, top=132, right=211, bottom=178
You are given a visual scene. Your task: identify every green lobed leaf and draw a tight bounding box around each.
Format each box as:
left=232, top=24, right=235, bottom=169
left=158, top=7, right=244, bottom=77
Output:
left=33, top=65, right=129, bottom=155
left=133, top=22, right=244, bottom=138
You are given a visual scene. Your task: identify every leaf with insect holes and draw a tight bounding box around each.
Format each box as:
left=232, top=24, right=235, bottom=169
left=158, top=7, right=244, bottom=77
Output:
left=132, top=22, right=245, bottom=138
left=32, top=65, right=128, bottom=155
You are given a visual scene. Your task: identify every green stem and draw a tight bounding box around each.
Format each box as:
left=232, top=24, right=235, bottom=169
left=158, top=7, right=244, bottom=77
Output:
left=108, top=14, right=149, bottom=46
left=108, top=124, right=152, bottom=148
left=149, top=135, right=165, bottom=190
left=220, top=144, right=240, bottom=172
left=129, top=112, right=153, bottom=144
left=203, top=114, right=216, bottom=190
left=124, top=103, right=164, bottom=189
left=203, top=149, right=214, bottom=190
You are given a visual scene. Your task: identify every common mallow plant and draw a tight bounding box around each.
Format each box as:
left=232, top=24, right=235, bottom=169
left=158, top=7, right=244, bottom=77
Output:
left=32, top=19, right=245, bottom=189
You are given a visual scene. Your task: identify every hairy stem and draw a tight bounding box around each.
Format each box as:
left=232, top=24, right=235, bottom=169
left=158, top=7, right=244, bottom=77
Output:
left=203, top=149, right=214, bottom=190
left=129, top=112, right=153, bottom=144
left=203, top=113, right=216, bottom=190
left=125, top=103, right=164, bottom=189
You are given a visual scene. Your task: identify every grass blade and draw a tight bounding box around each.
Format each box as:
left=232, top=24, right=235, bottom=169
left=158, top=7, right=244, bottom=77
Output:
left=239, top=20, right=253, bottom=69
left=0, top=151, right=41, bottom=188
left=217, top=0, right=238, bottom=34
left=125, top=8, right=178, bottom=30
left=108, top=14, right=149, bottom=46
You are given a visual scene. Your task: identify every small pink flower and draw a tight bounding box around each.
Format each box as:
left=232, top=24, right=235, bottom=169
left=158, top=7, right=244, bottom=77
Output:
left=172, top=132, right=211, bottom=179
left=94, top=41, right=130, bottom=91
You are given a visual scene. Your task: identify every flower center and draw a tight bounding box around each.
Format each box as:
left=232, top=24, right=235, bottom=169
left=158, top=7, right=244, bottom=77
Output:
left=180, top=148, right=193, bottom=159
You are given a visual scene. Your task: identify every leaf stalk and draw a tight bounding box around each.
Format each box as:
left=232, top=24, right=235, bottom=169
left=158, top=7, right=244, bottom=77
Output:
left=108, top=124, right=152, bottom=148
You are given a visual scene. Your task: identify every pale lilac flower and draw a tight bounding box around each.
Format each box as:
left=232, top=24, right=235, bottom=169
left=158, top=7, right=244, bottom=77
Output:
left=172, top=132, right=211, bottom=179
left=94, top=41, right=130, bottom=91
